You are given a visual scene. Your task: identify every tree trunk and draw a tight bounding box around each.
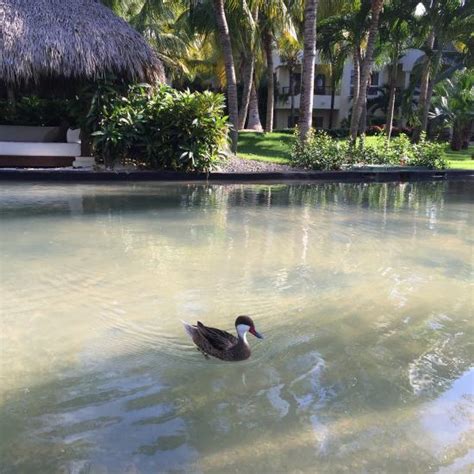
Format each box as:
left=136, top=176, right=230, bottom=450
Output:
left=213, top=0, right=239, bottom=153
left=450, top=120, right=463, bottom=151
left=358, top=94, right=367, bottom=135
left=264, top=30, right=274, bottom=133
left=289, top=65, right=295, bottom=127
left=238, top=4, right=259, bottom=130
left=329, top=70, right=336, bottom=129
left=238, top=57, right=254, bottom=129
left=385, top=54, right=398, bottom=140
left=358, top=77, right=370, bottom=135
left=462, top=121, right=472, bottom=149
left=247, top=81, right=263, bottom=131
left=298, top=0, right=318, bottom=141
left=351, top=46, right=361, bottom=126
left=350, top=0, right=384, bottom=142
left=421, top=49, right=442, bottom=139
left=413, top=31, right=435, bottom=142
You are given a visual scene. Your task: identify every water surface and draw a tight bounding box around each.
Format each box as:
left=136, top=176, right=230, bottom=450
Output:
left=1, top=182, right=473, bottom=473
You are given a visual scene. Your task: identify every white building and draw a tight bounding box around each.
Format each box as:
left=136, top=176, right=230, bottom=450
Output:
left=273, top=48, right=426, bottom=130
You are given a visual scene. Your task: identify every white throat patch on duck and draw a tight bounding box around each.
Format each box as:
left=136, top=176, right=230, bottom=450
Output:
left=236, top=324, right=250, bottom=344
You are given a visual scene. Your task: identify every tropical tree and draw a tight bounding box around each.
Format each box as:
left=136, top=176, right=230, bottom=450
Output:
left=212, top=0, right=239, bottom=152
left=350, top=0, right=384, bottom=143
left=317, top=16, right=351, bottom=129
left=235, top=1, right=259, bottom=130
left=278, top=33, right=301, bottom=128
left=260, top=0, right=297, bottom=133
left=430, top=68, right=474, bottom=150
left=298, top=0, right=318, bottom=141
left=413, top=0, right=474, bottom=142
left=378, top=0, right=417, bottom=139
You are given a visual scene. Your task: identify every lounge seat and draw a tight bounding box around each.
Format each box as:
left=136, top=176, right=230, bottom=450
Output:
left=0, top=126, right=81, bottom=167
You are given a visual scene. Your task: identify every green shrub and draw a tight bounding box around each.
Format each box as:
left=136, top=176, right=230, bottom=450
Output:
left=291, top=129, right=348, bottom=170
left=88, top=84, right=228, bottom=172
left=408, top=135, right=448, bottom=169
left=291, top=130, right=449, bottom=170
left=350, top=133, right=448, bottom=169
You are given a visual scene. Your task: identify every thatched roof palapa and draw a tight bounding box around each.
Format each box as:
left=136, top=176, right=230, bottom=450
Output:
left=0, top=0, right=166, bottom=87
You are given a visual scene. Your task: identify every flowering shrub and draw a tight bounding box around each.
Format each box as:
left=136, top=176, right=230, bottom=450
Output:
left=291, top=130, right=348, bottom=170
left=291, top=130, right=448, bottom=170
left=89, top=84, right=228, bottom=171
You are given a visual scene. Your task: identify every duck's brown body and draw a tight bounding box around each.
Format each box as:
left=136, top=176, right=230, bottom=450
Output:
left=182, top=316, right=262, bottom=362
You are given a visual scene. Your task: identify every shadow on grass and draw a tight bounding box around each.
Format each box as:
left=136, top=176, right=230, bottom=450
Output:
left=237, top=132, right=293, bottom=162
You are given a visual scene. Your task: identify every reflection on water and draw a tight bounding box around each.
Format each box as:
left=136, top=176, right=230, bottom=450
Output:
left=0, top=181, right=473, bottom=473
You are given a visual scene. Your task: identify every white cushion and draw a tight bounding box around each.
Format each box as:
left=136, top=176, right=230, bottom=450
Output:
left=0, top=141, right=81, bottom=157
left=67, top=128, right=81, bottom=143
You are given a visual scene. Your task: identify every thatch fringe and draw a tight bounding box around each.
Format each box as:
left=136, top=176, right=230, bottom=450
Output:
left=0, top=0, right=165, bottom=86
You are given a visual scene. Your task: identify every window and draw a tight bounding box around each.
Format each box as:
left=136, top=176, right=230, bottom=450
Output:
left=288, top=116, right=299, bottom=128
left=292, top=73, right=301, bottom=95
left=314, top=74, right=326, bottom=94
left=370, top=72, right=379, bottom=86
left=313, top=116, right=324, bottom=129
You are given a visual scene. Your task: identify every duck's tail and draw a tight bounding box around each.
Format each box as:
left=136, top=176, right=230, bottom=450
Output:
left=181, top=320, right=196, bottom=339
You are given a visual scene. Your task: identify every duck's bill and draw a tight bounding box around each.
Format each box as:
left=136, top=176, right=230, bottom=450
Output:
left=250, top=328, right=264, bottom=339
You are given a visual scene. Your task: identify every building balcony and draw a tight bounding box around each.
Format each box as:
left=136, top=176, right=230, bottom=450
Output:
left=276, top=86, right=341, bottom=110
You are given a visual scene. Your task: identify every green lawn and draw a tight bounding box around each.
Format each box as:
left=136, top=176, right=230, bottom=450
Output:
left=237, top=132, right=293, bottom=164
left=237, top=131, right=474, bottom=169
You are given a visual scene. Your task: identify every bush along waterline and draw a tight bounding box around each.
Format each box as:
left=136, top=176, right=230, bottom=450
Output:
left=290, top=130, right=449, bottom=170
left=88, top=84, right=229, bottom=172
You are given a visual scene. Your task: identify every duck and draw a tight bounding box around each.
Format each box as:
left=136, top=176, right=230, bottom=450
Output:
left=182, top=315, right=263, bottom=361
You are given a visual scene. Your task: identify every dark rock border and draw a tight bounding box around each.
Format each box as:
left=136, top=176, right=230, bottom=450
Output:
left=0, top=168, right=472, bottom=183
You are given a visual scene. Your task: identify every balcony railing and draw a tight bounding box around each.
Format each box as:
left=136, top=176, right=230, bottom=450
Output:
left=279, top=86, right=339, bottom=96
left=350, top=85, right=381, bottom=97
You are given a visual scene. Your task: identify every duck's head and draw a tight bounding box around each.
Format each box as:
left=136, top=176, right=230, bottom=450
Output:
left=235, top=315, right=263, bottom=339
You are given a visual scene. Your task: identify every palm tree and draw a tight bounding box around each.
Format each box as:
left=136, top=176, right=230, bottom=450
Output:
left=213, top=0, right=239, bottom=152
left=236, top=0, right=259, bottom=130
left=260, top=0, right=297, bottom=133
left=278, top=33, right=301, bottom=128
left=317, top=16, right=351, bottom=129
left=378, top=0, right=417, bottom=139
left=298, top=0, right=318, bottom=141
left=430, top=69, right=474, bottom=150
left=350, top=0, right=384, bottom=143
left=263, top=28, right=275, bottom=132
left=413, top=0, right=474, bottom=142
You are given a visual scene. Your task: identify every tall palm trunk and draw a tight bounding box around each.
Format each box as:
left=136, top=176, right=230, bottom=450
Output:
left=413, top=31, right=435, bottom=142
left=299, top=0, right=318, bottom=141
left=451, top=119, right=464, bottom=151
left=421, top=48, right=442, bottom=139
left=350, top=0, right=384, bottom=142
left=238, top=57, right=254, bottom=129
left=238, top=5, right=259, bottom=130
left=213, top=0, right=239, bottom=153
left=329, top=69, right=336, bottom=129
left=358, top=92, right=368, bottom=135
left=264, top=30, right=274, bottom=133
left=351, top=46, right=361, bottom=124
left=289, top=65, right=295, bottom=127
left=385, top=53, right=399, bottom=140
left=247, top=80, right=263, bottom=131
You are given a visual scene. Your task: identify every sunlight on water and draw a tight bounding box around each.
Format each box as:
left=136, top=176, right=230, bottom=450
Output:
left=0, top=181, right=473, bottom=473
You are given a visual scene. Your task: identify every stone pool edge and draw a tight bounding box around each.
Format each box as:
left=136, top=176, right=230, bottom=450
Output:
left=0, top=168, right=472, bottom=183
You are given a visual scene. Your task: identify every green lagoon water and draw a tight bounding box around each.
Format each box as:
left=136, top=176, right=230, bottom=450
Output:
left=0, top=181, right=473, bottom=473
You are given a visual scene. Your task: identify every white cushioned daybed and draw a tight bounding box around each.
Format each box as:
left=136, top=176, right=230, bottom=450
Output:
left=0, top=125, right=81, bottom=167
